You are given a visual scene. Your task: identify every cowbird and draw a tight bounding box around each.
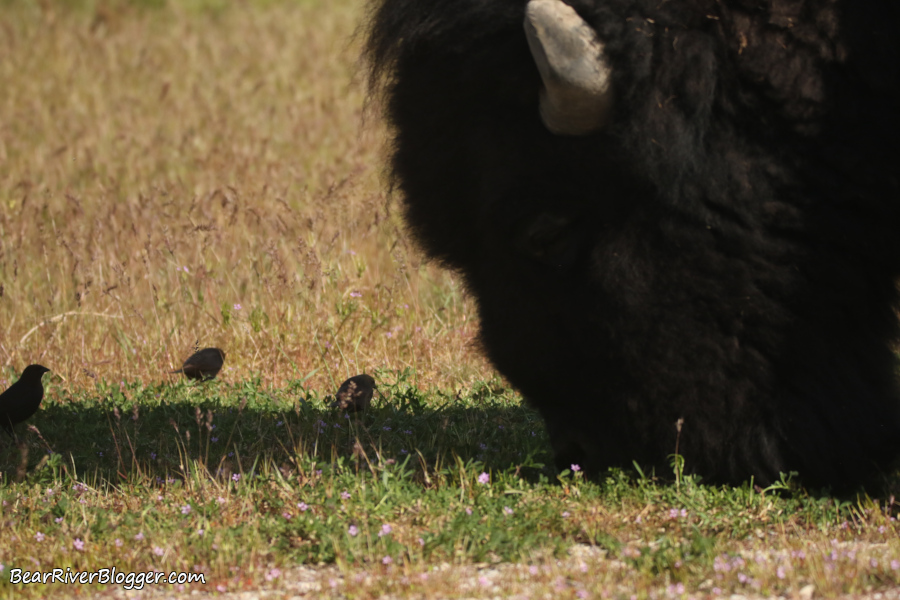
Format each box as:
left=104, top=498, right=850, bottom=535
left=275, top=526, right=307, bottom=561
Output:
left=172, top=348, right=225, bottom=380
left=330, top=374, right=376, bottom=413
left=0, top=364, right=51, bottom=436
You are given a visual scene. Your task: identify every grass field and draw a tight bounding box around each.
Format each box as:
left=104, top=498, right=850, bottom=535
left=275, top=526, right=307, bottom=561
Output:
left=1, top=1, right=899, bottom=598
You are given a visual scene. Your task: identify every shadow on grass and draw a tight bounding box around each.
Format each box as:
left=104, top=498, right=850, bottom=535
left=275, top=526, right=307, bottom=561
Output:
left=5, top=372, right=899, bottom=502
left=0, top=372, right=554, bottom=487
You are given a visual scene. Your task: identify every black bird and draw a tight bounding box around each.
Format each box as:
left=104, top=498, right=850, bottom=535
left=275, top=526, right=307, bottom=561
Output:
left=330, top=374, right=376, bottom=413
left=172, top=348, right=226, bottom=380
left=0, top=364, right=51, bottom=436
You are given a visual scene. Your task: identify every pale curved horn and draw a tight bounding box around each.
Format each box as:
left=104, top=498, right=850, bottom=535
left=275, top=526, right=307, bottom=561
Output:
left=524, top=0, right=613, bottom=135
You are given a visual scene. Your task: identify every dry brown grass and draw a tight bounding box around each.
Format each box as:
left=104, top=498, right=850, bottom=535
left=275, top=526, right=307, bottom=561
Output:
left=0, top=0, right=494, bottom=394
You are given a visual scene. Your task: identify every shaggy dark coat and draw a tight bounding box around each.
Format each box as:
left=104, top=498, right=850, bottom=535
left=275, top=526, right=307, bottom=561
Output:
left=365, top=0, right=900, bottom=489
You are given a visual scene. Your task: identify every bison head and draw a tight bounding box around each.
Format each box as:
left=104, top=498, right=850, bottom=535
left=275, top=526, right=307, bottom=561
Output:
left=365, top=0, right=900, bottom=491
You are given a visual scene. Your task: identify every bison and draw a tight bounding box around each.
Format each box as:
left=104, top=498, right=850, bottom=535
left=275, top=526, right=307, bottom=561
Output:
left=364, top=0, right=900, bottom=489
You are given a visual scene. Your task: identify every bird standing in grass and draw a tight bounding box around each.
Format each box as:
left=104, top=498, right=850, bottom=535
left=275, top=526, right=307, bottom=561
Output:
left=331, top=374, right=376, bottom=413
left=172, top=348, right=226, bottom=381
left=0, top=364, right=51, bottom=437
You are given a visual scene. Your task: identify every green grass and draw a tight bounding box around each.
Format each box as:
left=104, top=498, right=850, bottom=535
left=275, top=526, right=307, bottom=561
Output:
left=2, top=373, right=899, bottom=598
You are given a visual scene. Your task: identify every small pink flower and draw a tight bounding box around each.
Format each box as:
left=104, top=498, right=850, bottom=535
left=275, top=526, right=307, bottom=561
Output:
left=382, top=556, right=393, bottom=565
left=297, top=502, right=308, bottom=512
left=348, top=525, right=358, bottom=537
left=341, top=491, right=351, bottom=500
left=571, top=464, right=581, bottom=472
left=478, top=472, right=490, bottom=485
left=667, top=582, right=685, bottom=596
left=35, top=532, right=45, bottom=542
left=379, top=524, right=392, bottom=537
left=73, top=538, right=84, bottom=551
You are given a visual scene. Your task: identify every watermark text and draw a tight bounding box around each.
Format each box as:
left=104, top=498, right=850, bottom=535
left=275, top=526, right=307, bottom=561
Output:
left=9, top=567, right=205, bottom=590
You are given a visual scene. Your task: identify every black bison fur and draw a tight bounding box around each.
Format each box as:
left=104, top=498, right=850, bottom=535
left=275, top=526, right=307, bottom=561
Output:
left=364, top=0, right=900, bottom=490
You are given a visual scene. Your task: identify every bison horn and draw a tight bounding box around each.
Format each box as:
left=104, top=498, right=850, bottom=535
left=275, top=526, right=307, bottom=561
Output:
left=524, top=0, right=613, bottom=135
